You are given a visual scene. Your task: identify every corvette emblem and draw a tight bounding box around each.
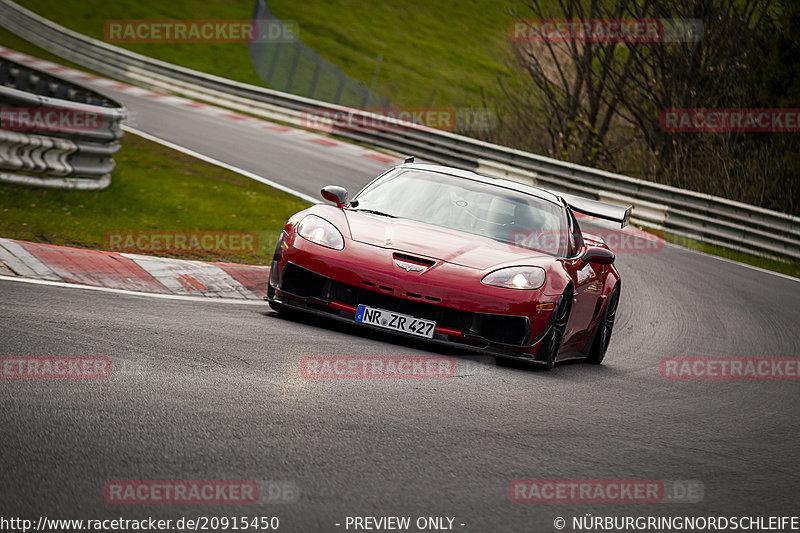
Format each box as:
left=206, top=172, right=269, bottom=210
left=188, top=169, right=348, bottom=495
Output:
left=395, top=260, right=426, bottom=273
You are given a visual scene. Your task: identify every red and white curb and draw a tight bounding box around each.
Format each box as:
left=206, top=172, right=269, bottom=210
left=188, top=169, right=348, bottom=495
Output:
left=0, top=238, right=269, bottom=301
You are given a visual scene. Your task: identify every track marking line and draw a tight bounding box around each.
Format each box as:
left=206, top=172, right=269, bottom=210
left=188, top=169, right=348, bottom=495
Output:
left=0, top=275, right=266, bottom=305
left=672, top=244, right=800, bottom=283
left=122, top=126, right=318, bottom=204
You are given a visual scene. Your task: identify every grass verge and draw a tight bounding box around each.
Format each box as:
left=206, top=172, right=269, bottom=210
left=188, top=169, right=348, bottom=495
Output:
left=0, top=132, right=310, bottom=265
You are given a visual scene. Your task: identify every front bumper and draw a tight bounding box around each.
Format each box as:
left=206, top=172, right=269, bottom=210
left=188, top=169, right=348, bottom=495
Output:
left=268, top=235, right=557, bottom=359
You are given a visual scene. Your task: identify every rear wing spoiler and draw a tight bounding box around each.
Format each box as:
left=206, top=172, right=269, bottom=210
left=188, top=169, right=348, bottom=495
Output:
left=560, top=193, right=632, bottom=229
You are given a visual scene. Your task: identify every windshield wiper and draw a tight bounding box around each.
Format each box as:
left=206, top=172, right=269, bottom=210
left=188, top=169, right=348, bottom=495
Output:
left=351, top=208, right=397, bottom=218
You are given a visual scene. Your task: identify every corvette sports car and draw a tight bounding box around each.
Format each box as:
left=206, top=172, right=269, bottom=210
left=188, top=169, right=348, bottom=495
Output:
left=267, top=160, right=631, bottom=370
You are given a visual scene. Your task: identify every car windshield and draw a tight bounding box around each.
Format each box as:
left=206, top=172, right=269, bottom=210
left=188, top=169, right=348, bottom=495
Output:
left=352, top=169, right=567, bottom=256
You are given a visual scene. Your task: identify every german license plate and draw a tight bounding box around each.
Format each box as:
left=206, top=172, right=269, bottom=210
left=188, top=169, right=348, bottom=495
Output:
left=355, top=305, right=436, bottom=338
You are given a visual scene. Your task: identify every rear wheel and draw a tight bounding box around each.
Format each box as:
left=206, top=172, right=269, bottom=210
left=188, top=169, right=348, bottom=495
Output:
left=538, top=290, right=571, bottom=371
left=587, top=284, right=620, bottom=365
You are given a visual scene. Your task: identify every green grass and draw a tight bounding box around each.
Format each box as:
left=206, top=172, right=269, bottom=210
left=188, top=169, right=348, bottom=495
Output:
left=266, top=0, right=518, bottom=107
left=0, top=133, right=310, bottom=264
left=14, top=0, right=519, bottom=109
left=16, top=0, right=266, bottom=88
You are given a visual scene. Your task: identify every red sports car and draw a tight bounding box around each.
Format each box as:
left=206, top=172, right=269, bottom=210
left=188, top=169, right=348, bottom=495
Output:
left=267, top=160, right=631, bottom=370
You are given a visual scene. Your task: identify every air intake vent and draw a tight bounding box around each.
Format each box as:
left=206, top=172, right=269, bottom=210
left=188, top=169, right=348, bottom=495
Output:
left=393, top=252, right=435, bottom=267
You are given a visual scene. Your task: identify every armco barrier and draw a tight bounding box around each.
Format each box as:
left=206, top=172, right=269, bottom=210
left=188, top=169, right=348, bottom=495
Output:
left=1, top=0, right=797, bottom=257
left=0, top=54, right=125, bottom=189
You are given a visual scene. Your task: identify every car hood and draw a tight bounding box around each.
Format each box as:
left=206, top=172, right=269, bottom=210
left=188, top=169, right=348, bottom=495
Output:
left=344, top=210, right=552, bottom=270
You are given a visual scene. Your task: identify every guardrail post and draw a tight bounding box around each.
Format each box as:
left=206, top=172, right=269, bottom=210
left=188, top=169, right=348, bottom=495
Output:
left=284, top=43, right=301, bottom=93
left=265, top=41, right=282, bottom=86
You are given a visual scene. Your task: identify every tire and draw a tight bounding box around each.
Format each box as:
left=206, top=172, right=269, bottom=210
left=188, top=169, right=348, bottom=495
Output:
left=587, top=284, right=620, bottom=365
left=538, top=290, right=571, bottom=371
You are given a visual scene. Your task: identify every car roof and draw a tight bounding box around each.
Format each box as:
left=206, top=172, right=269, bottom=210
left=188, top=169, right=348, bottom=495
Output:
left=395, top=162, right=564, bottom=206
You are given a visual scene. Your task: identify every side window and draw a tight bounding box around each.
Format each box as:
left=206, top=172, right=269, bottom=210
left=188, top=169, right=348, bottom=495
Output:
left=567, top=208, right=583, bottom=257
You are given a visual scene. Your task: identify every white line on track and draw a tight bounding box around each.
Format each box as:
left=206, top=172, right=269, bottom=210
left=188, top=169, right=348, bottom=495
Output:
left=0, top=275, right=267, bottom=305
left=675, top=245, right=800, bottom=283
left=122, top=126, right=319, bottom=204
left=582, top=218, right=799, bottom=283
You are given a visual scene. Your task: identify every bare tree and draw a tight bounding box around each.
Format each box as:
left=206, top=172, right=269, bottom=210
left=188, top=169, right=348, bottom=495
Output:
left=499, top=0, right=799, bottom=214
left=615, top=0, right=771, bottom=191
left=504, top=0, right=641, bottom=166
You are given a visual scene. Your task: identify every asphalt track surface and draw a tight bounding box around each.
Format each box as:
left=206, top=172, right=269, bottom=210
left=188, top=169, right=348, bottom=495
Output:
left=2, top=73, right=800, bottom=531
left=118, top=87, right=390, bottom=199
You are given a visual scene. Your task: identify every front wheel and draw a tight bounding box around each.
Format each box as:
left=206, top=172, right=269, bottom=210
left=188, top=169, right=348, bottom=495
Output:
left=538, top=290, right=571, bottom=371
left=587, top=284, right=620, bottom=365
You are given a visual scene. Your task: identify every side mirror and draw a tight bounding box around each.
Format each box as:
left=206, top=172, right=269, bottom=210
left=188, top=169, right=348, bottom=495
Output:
left=321, top=185, right=348, bottom=208
left=580, top=246, right=615, bottom=265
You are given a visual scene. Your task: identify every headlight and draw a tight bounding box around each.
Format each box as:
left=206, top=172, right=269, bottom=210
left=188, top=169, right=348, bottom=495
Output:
left=297, top=215, right=344, bottom=250
left=481, top=266, right=545, bottom=290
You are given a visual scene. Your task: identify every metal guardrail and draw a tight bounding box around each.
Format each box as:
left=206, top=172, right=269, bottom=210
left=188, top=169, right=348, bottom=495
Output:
left=1, top=0, right=798, bottom=258
left=0, top=54, right=125, bottom=189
